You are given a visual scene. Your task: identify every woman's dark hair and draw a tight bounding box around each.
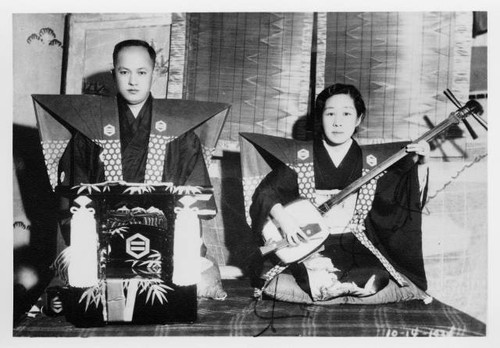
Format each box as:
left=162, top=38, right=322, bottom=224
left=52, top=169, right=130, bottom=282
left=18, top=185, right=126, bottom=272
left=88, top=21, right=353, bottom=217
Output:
left=112, top=39, right=156, bottom=67
left=314, top=83, right=366, bottom=136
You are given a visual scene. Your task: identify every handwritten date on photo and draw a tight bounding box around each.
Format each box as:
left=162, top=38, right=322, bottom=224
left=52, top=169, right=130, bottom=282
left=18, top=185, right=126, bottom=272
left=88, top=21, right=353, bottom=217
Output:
left=384, top=327, right=456, bottom=337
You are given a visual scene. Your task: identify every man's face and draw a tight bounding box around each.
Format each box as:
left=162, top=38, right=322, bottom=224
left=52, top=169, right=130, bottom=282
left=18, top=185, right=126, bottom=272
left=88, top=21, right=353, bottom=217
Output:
left=113, top=46, right=154, bottom=105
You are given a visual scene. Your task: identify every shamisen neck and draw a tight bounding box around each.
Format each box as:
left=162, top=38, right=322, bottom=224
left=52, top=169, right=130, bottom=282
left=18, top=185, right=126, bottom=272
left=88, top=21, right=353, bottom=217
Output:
left=322, top=137, right=353, bottom=167
left=317, top=103, right=477, bottom=215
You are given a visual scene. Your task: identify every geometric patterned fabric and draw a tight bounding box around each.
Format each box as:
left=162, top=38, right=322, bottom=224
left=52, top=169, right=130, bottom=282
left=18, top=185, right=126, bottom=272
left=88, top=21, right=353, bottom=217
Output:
left=242, top=174, right=267, bottom=226
left=288, top=162, right=316, bottom=203
left=144, top=134, right=175, bottom=183
left=94, top=139, right=123, bottom=182
left=41, top=139, right=70, bottom=189
left=201, top=144, right=215, bottom=169
left=353, top=168, right=385, bottom=220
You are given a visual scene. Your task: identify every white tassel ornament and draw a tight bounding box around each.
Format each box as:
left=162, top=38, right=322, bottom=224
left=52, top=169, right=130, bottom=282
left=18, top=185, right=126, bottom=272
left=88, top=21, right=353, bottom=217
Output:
left=67, top=196, right=99, bottom=288
left=172, top=196, right=202, bottom=286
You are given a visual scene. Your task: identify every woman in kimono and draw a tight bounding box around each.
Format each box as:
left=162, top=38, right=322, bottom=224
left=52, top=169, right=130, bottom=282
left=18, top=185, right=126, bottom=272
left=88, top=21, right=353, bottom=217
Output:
left=250, top=83, right=430, bottom=301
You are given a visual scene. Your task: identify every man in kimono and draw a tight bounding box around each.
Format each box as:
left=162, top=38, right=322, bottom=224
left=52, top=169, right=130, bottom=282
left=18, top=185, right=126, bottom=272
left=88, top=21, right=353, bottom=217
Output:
left=58, top=39, right=210, bottom=187
left=33, top=40, right=229, bottom=306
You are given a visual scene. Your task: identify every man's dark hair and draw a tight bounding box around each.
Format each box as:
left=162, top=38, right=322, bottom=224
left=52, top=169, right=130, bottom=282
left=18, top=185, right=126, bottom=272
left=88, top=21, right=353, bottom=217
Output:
left=112, top=39, right=156, bottom=67
left=314, top=83, right=366, bottom=137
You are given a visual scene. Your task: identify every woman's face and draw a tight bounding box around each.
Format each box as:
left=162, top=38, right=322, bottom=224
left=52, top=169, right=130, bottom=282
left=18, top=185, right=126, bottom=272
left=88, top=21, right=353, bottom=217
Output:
left=321, top=94, right=362, bottom=146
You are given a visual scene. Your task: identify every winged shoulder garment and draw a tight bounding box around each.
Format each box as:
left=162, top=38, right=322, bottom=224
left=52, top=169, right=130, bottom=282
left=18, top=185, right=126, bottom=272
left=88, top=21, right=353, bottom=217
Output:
left=57, top=94, right=210, bottom=187
left=249, top=137, right=427, bottom=291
